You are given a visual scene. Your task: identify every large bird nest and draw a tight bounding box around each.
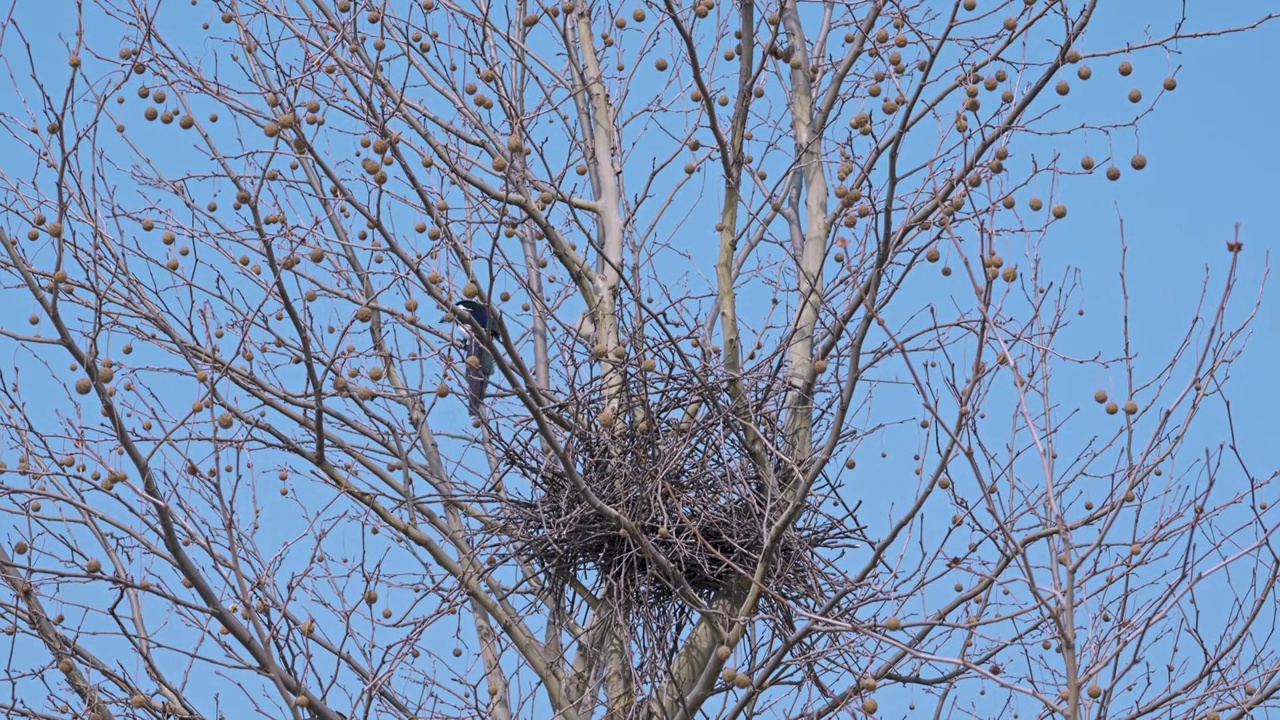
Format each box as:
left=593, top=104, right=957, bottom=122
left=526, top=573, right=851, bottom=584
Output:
left=494, top=367, right=832, bottom=617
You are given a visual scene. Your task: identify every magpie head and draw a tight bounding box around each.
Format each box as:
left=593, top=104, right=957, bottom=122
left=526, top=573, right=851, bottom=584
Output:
left=455, top=299, right=485, bottom=314
left=452, top=299, right=498, bottom=337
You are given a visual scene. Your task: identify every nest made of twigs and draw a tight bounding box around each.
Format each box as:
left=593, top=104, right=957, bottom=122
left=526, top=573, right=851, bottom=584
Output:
left=497, top=370, right=830, bottom=614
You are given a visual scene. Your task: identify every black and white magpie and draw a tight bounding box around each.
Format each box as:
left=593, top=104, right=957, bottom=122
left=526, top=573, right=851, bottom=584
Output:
left=449, top=299, right=500, bottom=416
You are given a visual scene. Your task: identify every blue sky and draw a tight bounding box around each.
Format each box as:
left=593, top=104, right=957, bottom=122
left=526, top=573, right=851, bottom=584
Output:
left=1044, top=3, right=1279, bottom=461
left=1, top=0, right=1277, bottom=717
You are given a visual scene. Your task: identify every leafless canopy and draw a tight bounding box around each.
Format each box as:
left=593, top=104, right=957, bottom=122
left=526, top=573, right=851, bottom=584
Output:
left=0, top=0, right=1277, bottom=718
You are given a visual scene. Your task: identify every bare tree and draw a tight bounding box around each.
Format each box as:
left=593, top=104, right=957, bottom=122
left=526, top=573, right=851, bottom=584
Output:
left=0, top=0, right=1276, bottom=718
